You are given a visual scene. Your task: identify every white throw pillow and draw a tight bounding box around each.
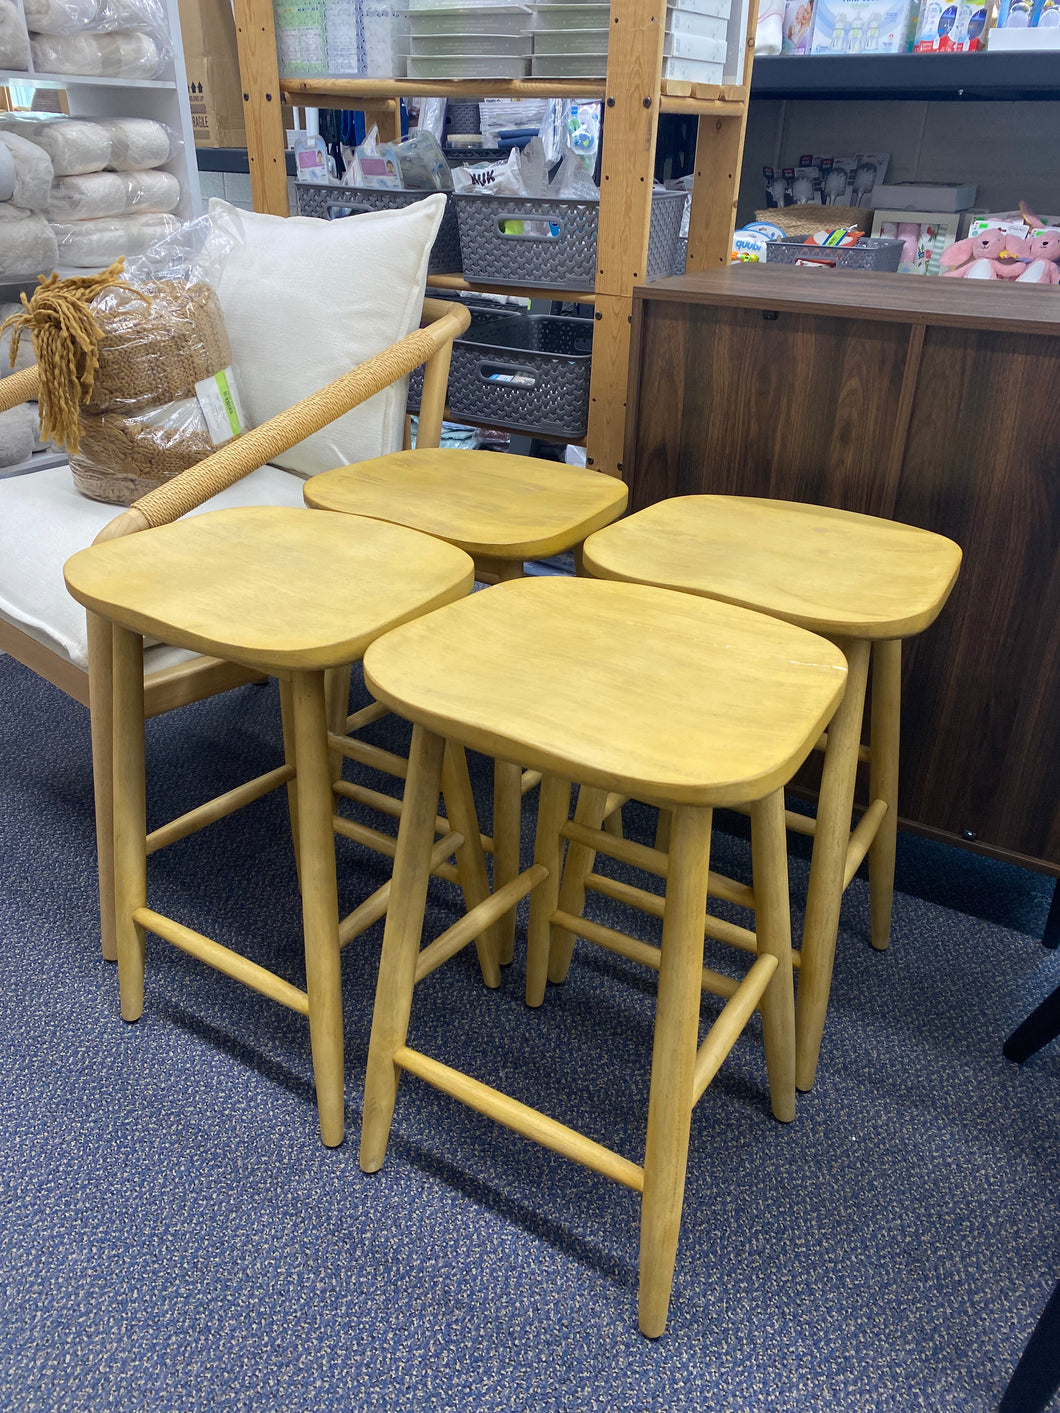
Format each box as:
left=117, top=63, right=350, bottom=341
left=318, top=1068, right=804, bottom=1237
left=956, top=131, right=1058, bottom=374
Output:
left=210, top=194, right=445, bottom=478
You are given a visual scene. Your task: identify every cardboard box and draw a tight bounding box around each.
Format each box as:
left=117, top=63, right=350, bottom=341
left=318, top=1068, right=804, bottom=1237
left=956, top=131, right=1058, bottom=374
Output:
left=810, top=0, right=913, bottom=53
left=872, top=181, right=978, bottom=212
left=179, top=0, right=247, bottom=148
left=870, top=208, right=960, bottom=273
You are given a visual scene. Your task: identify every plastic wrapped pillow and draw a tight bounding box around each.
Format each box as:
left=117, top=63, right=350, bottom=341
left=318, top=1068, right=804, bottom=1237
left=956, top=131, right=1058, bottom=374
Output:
left=50, top=211, right=179, bottom=267
left=0, top=114, right=176, bottom=175
left=0, top=0, right=30, bottom=68
left=71, top=398, right=223, bottom=504
left=0, top=403, right=36, bottom=468
left=0, top=129, right=55, bottom=212
left=30, top=29, right=162, bottom=78
left=0, top=203, right=59, bottom=280
left=24, top=0, right=165, bottom=34
left=48, top=169, right=181, bottom=221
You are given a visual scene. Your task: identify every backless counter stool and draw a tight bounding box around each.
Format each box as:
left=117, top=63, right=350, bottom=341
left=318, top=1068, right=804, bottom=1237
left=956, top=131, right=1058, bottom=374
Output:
left=358, top=576, right=847, bottom=1336
left=581, top=496, right=962, bottom=1092
left=64, top=506, right=490, bottom=1148
left=303, top=448, right=629, bottom=968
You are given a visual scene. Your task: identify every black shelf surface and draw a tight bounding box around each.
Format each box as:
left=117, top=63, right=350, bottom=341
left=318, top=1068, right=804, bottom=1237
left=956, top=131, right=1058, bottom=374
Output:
left=196, top=147, right=297, bottom=175
left=751, top=52, right=1060, bottom=101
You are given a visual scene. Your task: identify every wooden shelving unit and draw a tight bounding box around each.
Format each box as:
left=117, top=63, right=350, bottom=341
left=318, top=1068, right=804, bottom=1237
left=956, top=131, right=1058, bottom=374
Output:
left=230, top=0, right=758, bottom=476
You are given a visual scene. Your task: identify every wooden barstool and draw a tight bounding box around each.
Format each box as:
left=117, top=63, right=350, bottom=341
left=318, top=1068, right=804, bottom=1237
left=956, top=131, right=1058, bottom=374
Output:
left=303, top=447, right=629, bottom=966
left=358, top=576, right=847, bottom=1336
left=63, top=506, right=493, bottom=1148
left=581, top=495, right=963, bottom=1092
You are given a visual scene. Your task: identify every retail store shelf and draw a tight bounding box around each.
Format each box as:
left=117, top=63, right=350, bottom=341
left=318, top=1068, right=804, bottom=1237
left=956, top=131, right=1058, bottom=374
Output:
left=750, top=52, right=1060, bottom=101
left=0, top=68, right=176, bottom=89
left=0, top=449, right=67, bottom=480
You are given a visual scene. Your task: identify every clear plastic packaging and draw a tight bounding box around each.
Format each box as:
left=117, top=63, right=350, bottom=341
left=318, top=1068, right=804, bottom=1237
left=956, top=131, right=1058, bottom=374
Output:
left=30, top=29, right=166, bottom=79
left=531, top=27, right=608, bottom=52
left=530, top=52, right=607, bottom=75
left=406, top=51, right=529, bottom=75
left=23, top=0, right=167, bottom=36
left=3, top=214, right=250, bottom=505
left=0, top=0, right=30, bottom=69
left=407, top=30, right=530, bottom=51
left=405, top=5, right=529, bottom=33
left=0, top=114, right=178, bottom=176
left=48, top=168, right=181, bottom=220
left=0, top=203, right=59, bottom=279
left=0, top=129, right=54, bottom=213
left=50, top=210, right=180, bottom=267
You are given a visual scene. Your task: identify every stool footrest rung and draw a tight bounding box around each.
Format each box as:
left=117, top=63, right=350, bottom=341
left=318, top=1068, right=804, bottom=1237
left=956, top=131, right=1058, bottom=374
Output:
left=329, top=732, right=408, bottom=780
left=133, top=907, right=310, bottom=1016
left=521, top=769, right=542, bottom=796
left=345, top=700, right=390, bottom=733
left=814, top=729, right=872, bottom=766
left=146, top=763, right=296, bottom=856
left=551, top=907, right=741, bottom=1000
left=334, top=779, right=491, bottom=859
left=340, top=832, right=463, bottom=949
left=395, top=1044, right=645, bottom=1192
left=843, top=798, right=888, bottom=889
left=586, top=872, right=796, bottom=968
left=562, top=820, right=669, bottom=879
left=416, top=864, right=548, bottom=982
left=692, top=954, right=778, bottom=1108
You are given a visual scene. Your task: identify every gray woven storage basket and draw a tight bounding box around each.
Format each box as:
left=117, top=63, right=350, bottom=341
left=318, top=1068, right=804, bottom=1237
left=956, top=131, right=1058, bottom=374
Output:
left=765, top=236, right=903, bottom=272
left=294, top=182, right=463, bottom=274
left=407, top=300, right=522, bottom=413
left=454, top=188, right=685, bottom=290
left=447, top=314, right=593, bottom=439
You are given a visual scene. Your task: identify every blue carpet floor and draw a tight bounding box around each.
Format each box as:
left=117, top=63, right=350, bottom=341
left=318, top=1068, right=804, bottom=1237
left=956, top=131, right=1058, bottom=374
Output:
left=1, top=654, right=1058, bottom=1412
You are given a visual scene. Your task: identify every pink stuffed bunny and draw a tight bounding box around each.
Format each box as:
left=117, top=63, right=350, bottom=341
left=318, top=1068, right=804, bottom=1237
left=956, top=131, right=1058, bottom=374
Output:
left=1016, top=230, right=1060, bottom=284
left=941, top=227, right=1009, bottom=278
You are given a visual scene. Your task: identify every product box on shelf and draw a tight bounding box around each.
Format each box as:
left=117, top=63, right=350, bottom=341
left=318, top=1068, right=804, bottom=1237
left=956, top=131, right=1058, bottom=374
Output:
left=912, top=0, right=990, bottom=50
left=872, top=180, right=977, bottom=211
left=869, top=209, right=960, bottom=273
left=782, top=0, right=816, bottom=51
left=179, top=0, right=247, bottom=147
left=809, top=0, right=913, bottom=52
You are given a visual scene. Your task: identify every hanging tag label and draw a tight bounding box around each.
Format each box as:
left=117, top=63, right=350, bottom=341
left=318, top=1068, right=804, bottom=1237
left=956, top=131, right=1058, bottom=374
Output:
left=195, top=367, right=246, bottom=444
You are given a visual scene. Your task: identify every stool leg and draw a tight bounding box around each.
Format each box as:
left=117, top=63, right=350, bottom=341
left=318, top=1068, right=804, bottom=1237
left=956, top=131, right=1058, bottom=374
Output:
left=750, top=787, right=797, bottom=1124
left=639, top=803, right=714, bottom=1339
left=290, top=670, right=345, bottom=1148
left=796, top=636, right=871, bottom=1093
left=361, top=724, right=447, bottom=1173
left=325, top=665, right=352, bottom=785
left=278, top=678, right=301, bottom=889
left=526, top=774, right=572, bottom=1007
left=87, top=609, right=117, bottom=963
left=442, top=742, right=501, bottom=989
left=111, top=624, right=147, bottom=1023
left=492, top=758, right=523, bottom=967
left=547, top=784, right=610, bottom=985
left=868, top=638, right=901, bottom=953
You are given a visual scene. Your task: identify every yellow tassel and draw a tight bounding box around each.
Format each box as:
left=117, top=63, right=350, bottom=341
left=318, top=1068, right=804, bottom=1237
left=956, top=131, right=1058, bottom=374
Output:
left=0, top=258, right=150, bottom=454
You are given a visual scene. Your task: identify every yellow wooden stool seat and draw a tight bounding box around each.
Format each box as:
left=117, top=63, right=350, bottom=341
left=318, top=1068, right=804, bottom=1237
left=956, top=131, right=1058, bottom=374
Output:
left=303, top=446, right=630, bottom=967
left=358, top=576, right=847, bottom=1336
left=64, top=506, right=491, bottom=1148
left=582, top=494, right=963, bottom=1091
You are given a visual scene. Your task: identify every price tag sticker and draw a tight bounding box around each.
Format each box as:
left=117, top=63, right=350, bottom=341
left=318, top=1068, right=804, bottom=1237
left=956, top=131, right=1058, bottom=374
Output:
left=195, top=367, right=247, bottom=445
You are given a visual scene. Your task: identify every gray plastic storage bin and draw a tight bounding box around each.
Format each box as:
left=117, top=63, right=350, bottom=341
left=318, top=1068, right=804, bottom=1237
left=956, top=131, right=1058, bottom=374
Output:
left=454, top=188, right=685, bottom=290
left=765, top=236, right=904, bottom=272
left=295, top=182, right=463, bottom=274
left=447, top=314, right=593, bottom=438
left=407, top=298, right=525, bottom=413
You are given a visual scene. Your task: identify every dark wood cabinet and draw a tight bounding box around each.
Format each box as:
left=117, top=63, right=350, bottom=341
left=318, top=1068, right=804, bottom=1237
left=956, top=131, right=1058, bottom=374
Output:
left=623, top=265, right=1060, bottom=876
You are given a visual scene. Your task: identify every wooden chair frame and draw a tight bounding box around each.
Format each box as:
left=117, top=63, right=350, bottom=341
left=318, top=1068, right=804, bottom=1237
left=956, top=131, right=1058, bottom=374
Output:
left=0, top=297, right=471, bottom=962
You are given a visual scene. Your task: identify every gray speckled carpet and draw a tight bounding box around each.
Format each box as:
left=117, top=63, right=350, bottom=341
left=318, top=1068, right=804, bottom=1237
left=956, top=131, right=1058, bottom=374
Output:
left=1, top=655, right=1057, bottom=1413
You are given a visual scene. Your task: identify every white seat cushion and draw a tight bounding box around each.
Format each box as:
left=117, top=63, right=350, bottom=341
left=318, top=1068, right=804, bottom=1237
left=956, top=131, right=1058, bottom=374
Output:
left=0, top=461, right=309, bottom=671
left=211, top=194, right=445, bottom=479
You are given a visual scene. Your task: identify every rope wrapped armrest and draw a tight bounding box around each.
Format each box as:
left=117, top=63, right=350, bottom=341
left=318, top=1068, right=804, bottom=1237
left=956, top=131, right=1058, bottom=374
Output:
left=0, top=366, right=41, bottom=413
left=91, top=301, right=471, bottom=543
